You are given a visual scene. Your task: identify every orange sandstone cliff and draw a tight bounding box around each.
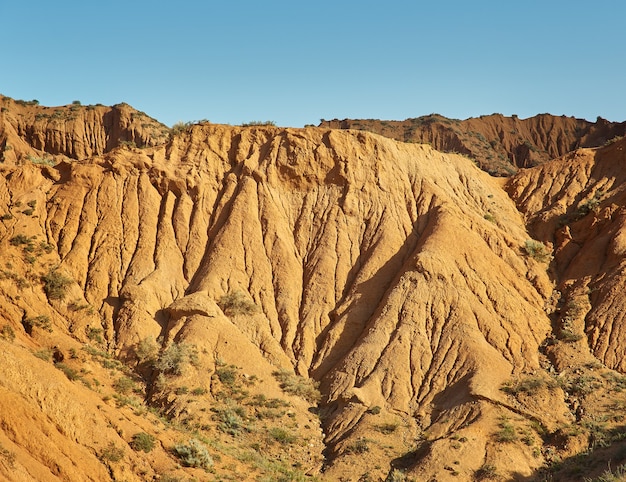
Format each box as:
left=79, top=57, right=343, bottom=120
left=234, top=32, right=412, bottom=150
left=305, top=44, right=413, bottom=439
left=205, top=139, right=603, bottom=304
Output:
left=0, top=97, right=626, bottom=481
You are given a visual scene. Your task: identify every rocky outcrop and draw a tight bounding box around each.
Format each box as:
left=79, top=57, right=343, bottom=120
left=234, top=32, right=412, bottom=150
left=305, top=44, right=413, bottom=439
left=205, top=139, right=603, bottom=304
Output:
left=321, top=113, right=626, bottom=176
left=1, top=99, right=626, bottom=480
left=0, top=95, right=169, bottom=164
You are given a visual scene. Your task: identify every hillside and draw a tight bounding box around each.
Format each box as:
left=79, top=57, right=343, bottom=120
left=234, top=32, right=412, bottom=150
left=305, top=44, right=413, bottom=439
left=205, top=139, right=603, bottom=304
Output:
left=0, top=95, right=169, bottom=164
left=1, top=97, right=626, bottom=481
left=319, top=114, right=626, bottom=176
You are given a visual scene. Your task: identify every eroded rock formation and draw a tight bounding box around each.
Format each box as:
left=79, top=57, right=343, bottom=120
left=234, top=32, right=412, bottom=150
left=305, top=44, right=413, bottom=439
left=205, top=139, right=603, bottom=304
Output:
left=1, top=97, right=626, bottom=481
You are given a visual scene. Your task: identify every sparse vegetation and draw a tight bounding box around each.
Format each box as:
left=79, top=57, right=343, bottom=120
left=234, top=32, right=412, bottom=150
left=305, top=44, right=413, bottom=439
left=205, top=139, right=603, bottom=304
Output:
left=26, top=155, right=55, bottom=166
left=86, top=326, right=104, bottom=344
left=0, top=324, right=15, bottom=341
left=603, top=135, right=624, bottom=146
left=268, top=427, right=297, bottom=445
left=375, top=422, right=399, bottom=435
left=9, top=234, right=32, bottom=246
left=475, top=463, right=498, bottom=480
left=216, top=364, right=239, bottom=386
left=100, top=442, right=124, bottom=463
left=218, top=290, right=260, bottom=316
left=23, top=314, right=52, bottom=333
left=154, top=342, right=196, bottom=375
left=213, top=406, right=246, bottom=435
left=523, top=239, right=551, bottom=263
left=387, top=469, right=408, bottom=482
left=346, top=437, right=370, bottom=454
left=55, top=362, right=81, bottom=381
left=135, top=336, right=159, bottom=364
left=558, top=329, right=584, bottom=342
left=173, top=438, right=213, bottom=469
left=585, top=462, right=626, bottom=481
left=494, top=418, right=517, bottom=442
left=272, top=369, right=321, bottom=403
left=240, top=120, right=276, bottom=127
left=0, top=442, right=16, bottom=469
left=170, top=121, right=194, bottom=136
left=130, top=432, right=155, bottom=453
left=113, top=376, right=136, bottom=395
left=33, top=348, right=53, bottom=361
left=501, top=375, right=559, bottom=395
left=42, top=268, right=72, bottom=300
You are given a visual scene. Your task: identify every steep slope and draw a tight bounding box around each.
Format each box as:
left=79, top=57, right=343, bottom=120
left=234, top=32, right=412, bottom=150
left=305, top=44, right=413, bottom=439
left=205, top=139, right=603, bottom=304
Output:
left=507, top=138, right=626, bottom=371
left=320, top=114, right=626, bottom=176
left=0, top=95, right=170, bottom=165
left=2, top=100, right=626, bottom=480
left=0, top=121, right=559, bottom=481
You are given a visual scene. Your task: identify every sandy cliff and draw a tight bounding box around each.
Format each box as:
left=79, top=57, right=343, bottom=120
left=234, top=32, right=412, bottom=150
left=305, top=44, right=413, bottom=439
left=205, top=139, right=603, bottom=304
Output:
left=1, top=98, right=626, bottom=480
left=321, top=114, right=626, bottom=176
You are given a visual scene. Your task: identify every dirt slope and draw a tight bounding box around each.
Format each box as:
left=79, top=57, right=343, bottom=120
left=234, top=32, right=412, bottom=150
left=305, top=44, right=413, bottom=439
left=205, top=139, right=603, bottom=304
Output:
left=320, top=114, right=626, bottom=176
left=1, top=99, right=626, bottom=481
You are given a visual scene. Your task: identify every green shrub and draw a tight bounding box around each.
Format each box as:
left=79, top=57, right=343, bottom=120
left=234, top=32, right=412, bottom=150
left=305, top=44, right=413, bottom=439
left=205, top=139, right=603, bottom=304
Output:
left=173, top=439, right=213, bottom=469
left=33, top=348, right=53, bottom=361
left=135, top=337, right=159, bottom=364
left=154, top=342, right=195, bottom=375
left=500, top=376, right=557, bottom=395
left=218, top=290, right=260, bottom=316
left=523, top=239, right=551, bottom=263
left=9, top=234, right=32, bottom=246
left=86, top=327, right=104, bottom=344
left=213, top=407, right=246, bottom=435
left=475, top=464, right=498, bottom=480
left=216, top=366, right=238, bottom=386
left=387, top=469, right=407, bottom=482
left=55, top=362, right=81, bottom=381
left=100, top=442, right=124, bottom=462
left=375, top=422, right=399, bottom=434
left=26, top=155, right=55, bottom=166
left=240, top=120, right=276, bottom=127
left=272, top=369, right=321, bottom=403
left=113, top=376, right=135, bottom=395
left=495, top=419, right=517, bottom=442
left=130, top=432, right=155, bottom=453
left=0, top=324, right=15, bottom=341
left=558, top=329, right=583, bottom=343
left=170, top=121, right=193, bottom=136
left=346, top=438, right=370, bottom=454
left=42, top=268, right=72, bottom=300
left=268, top=427, right=296, bottom=445
left=23, top=315, right=52, bottom=333
left=0, top=442, right=16, bottom=469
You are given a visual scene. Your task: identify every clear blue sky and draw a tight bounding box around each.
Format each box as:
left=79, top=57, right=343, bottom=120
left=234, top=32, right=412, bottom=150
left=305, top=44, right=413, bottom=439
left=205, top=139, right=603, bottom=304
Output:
left=2, top=1, right=624, bottom=127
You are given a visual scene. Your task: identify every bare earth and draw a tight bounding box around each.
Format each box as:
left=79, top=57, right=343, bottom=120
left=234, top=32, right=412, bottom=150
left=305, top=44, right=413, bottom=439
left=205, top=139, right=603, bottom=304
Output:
left=1, top=95, right=626, bottom=481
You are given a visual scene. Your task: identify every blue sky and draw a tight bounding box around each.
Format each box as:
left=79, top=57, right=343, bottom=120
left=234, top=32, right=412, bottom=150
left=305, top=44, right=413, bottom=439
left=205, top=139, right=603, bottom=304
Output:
left=1, top=1, right=624, bottom=127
